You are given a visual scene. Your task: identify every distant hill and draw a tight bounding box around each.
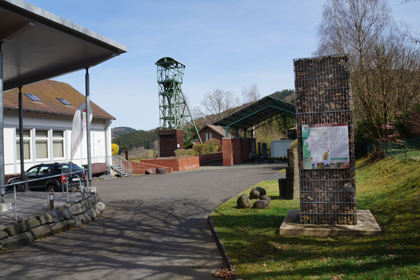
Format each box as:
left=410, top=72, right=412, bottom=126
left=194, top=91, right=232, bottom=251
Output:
left=270, top=89, right=295, bottom=103
left=112, top=129, right=158, bottom=150
left=111, top=127, right=137, bottom=139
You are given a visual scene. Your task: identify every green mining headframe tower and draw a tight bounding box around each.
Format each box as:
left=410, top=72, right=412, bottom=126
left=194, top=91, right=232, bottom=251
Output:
left=155, top=57, right=202, bottom=143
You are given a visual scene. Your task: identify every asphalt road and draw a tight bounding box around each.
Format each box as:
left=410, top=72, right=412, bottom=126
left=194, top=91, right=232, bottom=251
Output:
left=0, top=163, right=285, bottom=280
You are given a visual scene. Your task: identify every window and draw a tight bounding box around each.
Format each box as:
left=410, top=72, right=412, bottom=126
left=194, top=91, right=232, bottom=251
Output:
left=57, top=98, right=72, bottom=106
left=53, top=130, right=64, bottom=158
left=25, top=93, right=41, bottom=102
left=36, top=130, right=48, bottom=159
left=205, top=133, right=208, bottom=141
left=26, top=166, right=38, bottom=176
left=209, top=133, right=212, bottom=140
left=38, top=166, right=53, bottom=175
left=16, top=129, right=31, bottom=160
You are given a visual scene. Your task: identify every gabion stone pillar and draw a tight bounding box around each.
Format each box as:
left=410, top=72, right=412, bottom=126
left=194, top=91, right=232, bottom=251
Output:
left=294, top=55, right=356, bottom=225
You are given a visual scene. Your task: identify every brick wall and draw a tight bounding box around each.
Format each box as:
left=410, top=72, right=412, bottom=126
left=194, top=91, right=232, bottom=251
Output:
left=130, top=161, right=173, bottom=174
left=198, top=152, right=223, bottom=165
left=141, top=156, right=200, bottom=171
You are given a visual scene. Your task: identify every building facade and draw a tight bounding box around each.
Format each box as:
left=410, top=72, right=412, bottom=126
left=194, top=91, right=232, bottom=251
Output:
left=3, top=80, right=114, bottom=175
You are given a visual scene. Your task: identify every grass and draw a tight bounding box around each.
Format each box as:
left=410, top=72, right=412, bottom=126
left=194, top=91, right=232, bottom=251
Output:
left=128, top=150, right=155, bottom=161
left=211, top=157, right=420, bottom=279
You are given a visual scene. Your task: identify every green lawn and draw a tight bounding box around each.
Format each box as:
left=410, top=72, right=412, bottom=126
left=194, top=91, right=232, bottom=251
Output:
left=211, top=158, right=420, bottom=280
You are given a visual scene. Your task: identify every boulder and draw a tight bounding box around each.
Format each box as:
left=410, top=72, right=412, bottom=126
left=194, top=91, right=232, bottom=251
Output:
left=95, top=202, right=106, bottom=213
left=253, top=200, right=269, bottom=209
left=145, top=168, right=155, bottom=174
left=260, top=195, right=271, bottom=204
left=0, top=231, right=9, bottom=240
left=249, top=187, right=260, bottom=199
left=38, top=213, right=54, bottom=225
left=255, top=187, right=266, bottom=197
left=30, top=225, right=52, bottom=240
left=25, top=218, right=41, bottom=230
left=0, top=232, right=34, bottom=250
left=157, top=168, right=169, bottom=174
left=61, top=207, right=72, bottom=220
left=68, top=203, right=84, bottom=216
left=5, top=221, right=29, bottom=236
left=78, top=213, right=92, bottom=224
left=48, top=209, right=65, bottom=223
left=81, top=199, right=93, bottom=212
left=72, top=216, right=82, bottom=228
left=51, top=219, right=75, bottom=235
left=86, top=209, right=97, bottom=221
left=237, top=194, right=251, bottom=209
left=342, top=183, right=354, bottom=192
left=93, top=206, right=101, bottom=217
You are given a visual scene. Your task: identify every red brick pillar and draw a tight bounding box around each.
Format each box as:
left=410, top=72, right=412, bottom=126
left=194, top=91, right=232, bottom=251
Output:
left=232, top=137, right=242, bottom=164
left=222, top=137, right=233, bottom=166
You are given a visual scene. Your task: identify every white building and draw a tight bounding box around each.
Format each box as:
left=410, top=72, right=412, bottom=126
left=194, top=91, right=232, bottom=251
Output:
left=4, top=80, right=114, bottom=175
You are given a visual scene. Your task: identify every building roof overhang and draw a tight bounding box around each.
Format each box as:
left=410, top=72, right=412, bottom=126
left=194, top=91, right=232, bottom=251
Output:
left=0, top=0, right=127, bottom=91
left=212, top=96, right=296, bottom=133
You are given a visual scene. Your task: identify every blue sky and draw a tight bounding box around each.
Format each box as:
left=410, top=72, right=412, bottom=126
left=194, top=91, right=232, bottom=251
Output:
left=27, top=0, right=420, bottom=130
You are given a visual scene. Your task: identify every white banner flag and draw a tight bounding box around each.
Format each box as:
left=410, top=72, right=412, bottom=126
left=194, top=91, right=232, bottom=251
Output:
left=70, top=103, right=93, bottom=161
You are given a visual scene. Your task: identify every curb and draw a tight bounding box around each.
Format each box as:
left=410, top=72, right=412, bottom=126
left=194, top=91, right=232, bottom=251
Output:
left=208, top=215, right=241, bottom=280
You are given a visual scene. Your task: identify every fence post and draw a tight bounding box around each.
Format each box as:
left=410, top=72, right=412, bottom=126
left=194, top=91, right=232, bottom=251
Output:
left=389, top=141, right=393, bottom=158
left=404, top=138, right=408, bottom=159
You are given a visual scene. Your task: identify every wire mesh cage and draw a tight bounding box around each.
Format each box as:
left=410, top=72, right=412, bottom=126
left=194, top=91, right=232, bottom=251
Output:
left=294, top=55, right=357, bottom=225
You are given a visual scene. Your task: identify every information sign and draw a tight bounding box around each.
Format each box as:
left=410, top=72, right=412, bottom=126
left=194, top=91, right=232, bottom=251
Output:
left=302, top=123, right=350, bottom=169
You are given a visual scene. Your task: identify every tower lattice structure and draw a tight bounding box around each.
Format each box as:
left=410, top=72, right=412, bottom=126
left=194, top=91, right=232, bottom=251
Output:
left=156, top=57, right=202, bottom=143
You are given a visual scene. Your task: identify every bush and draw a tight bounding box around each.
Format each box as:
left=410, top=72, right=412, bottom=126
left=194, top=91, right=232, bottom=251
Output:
left=112, top=143, right=119, bottom=155
left=193, top=144, right=208, bottom=155
left=174, top=149, right=195, bottom=158
left=366, top=149, right=385, bottom=163
left=205, top=139, right=221, bottom=153
left=205, top=138, right=220, bottom=146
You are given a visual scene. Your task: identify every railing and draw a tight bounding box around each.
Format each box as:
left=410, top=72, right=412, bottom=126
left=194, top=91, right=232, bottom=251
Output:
left=364, top=137, right=420, bottom=159
left=112, top=155, right=132, bottom=174
left=1, top=170, right=86, bottom=221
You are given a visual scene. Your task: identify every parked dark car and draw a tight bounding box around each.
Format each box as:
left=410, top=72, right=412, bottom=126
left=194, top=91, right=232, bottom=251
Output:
left=7, top=162, right=87, bottom=192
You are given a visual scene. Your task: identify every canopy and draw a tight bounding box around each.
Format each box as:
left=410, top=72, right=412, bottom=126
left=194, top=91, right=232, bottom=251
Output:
left=0, top=0, right=127, bottom=90
left=212, top=96, right=296, bottom=135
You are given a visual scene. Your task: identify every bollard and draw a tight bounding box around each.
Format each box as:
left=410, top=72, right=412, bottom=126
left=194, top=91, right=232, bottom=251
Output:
left=47, top=193, right=54, bottom=210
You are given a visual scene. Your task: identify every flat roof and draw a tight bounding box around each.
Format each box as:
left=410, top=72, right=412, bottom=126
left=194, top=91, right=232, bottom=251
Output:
left=212, top=96, right=296, bottom=131
left=0, top=0, right=127, bottom=91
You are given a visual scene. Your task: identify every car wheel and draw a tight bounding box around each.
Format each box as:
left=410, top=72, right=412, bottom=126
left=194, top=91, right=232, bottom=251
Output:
left=46, top=184, right=58, bottom=192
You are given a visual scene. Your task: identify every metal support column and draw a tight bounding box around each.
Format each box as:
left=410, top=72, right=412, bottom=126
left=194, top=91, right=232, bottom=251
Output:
left=18, top=87, right=29, bottom=192
left=236, top=128, right=239, bottom=137
left=0, top=43, right=4, bottom=203
left=283, top=113, right=287, bottom=138
left=85, top=68, right=92, bottom=192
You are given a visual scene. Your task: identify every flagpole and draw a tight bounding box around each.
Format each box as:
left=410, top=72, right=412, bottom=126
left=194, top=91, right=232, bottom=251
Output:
left=85, top=68, right=92, bottom=193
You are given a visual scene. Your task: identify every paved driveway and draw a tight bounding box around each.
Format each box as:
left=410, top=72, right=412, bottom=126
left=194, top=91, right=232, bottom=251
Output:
left=0, top=163, right=285, bottom=280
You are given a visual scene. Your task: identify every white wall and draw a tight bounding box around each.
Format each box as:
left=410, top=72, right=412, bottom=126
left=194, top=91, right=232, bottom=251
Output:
left=4, top=110, right=112, bottom=175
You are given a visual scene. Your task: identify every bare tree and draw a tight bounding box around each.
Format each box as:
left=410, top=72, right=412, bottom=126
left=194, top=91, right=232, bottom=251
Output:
left=315, top=0, right=420, bottom=141
left=315, top=0, right=392, bottom=62
left=242, top=84, right=261, bottom=103
left=201, top=89, right=240, bottom=122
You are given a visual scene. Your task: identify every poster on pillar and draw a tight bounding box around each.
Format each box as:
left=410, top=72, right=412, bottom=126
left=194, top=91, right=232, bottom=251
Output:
left=302, top=123, right=350, bottom=169
left=70, top=103, right=93, bottom=161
